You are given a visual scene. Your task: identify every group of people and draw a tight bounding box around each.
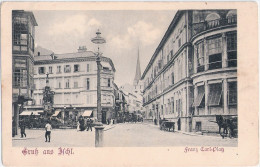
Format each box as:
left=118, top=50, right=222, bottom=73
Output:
left=77, top=116, right=93, bottom=132
left=18, top=119, right=52, bottom=142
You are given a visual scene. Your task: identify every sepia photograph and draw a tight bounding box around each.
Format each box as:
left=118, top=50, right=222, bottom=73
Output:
left=1, top=2, right=259, bottom=167
left=11, top=9, right=238, bottom=147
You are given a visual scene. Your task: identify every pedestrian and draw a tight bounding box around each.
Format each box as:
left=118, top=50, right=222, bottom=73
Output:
left=20, top=120, right=26, bottom=138
left=45, top=120, right=52, bottom=142
left=86, top=118, right=92, bottom=131
left=77, top=121, right=80, bottom=132
left=79, top=117, right=85, bottom=131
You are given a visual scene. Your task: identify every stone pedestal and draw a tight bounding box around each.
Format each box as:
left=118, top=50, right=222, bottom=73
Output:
left=95, top=126, right=105, bottom=147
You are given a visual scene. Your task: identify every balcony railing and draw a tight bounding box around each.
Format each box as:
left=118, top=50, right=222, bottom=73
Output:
left=192, top=16, right=237, bottom=36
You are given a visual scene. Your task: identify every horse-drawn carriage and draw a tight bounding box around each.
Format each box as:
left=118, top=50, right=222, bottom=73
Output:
left=159, top=119, right=175, bottom=132
left=210, top=115, right=238, bottom=138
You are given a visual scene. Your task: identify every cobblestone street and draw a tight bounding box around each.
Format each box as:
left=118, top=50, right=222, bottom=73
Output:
left=13, top=123, right=237, bottom=147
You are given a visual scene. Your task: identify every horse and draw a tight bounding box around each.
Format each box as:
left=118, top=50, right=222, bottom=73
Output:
left=216, top=115, right=229, bottom=139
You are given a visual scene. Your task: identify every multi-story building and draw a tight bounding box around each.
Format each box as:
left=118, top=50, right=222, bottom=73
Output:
left=141, top=10, right=237, bottom=132
left=12, top=10, right=38, bottom=135
left=26, top=46, right=116, bottom=124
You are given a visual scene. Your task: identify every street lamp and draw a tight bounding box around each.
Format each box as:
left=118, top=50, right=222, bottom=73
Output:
left=91, top=30, right=106, bottom=124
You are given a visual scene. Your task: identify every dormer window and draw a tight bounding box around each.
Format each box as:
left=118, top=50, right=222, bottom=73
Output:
left=64, top=65, right=71, bottom=73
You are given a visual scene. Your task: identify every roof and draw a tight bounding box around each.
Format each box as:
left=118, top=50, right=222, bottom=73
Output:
left=141, top=10, right=184, bottom=79
left=12, top=10, right=38, bottom=26
left=34, top=51, right=95, bottom=61
left=34, top=51, right=116, bottom=72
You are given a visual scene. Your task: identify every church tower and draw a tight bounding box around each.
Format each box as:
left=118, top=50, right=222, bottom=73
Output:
left=133, top=48, right=142, bottom=93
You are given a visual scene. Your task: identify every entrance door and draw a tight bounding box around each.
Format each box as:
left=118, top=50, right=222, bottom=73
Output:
left=178, top=118, right=181, bottom=130
left=102, top=111, right=106, bottom=124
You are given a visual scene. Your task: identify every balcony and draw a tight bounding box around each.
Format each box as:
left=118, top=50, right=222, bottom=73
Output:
left=192, top=16, right=237, bottom=37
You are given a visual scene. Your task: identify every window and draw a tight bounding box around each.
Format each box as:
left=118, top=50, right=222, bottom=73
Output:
left=65, top=79, right=70, bottom=88
left=38, top=67, right=45, bottom=74
left=171, top=99, right=174, bottom=113
left=226, top=10, right=237, bottom=24
left=208, top=83, right=222, bottom=106
left=195, top=122, right=202, bottom=131
left=168, top=99, right=171, bottom=114
left=64, top=65, right=71, bottom=73
left=86, top=78, right=90, bottom=90
left=108, top=78, right=111, bottom=87
left=228, top=82, right=237, bottom=105
left=74, top=64, right=79, bottom=72
left=196, top=42, right=205, bottom=72
left=87, top=64, right=90, bottom=72
left=178, top=99, right=182, bottom=116
left=49, top=66, right=53, bottom=74
left=58, top=82, right=61, bottom=89
left=13, top=16, right=30, bottom=52
left=205, top=13, right=220, bottom=28
left=227, top=33, right=237, bottom=67
left=208, top=38, right=222, bottom=70
left=57, top=66, right=61, bottom=73
left=74, top=82, right=78, bottom=88
left=208, top=37, right=222, bottom=55
left=193, top=85, right=205, bottom=107
left=14, top=69, right=27, bottom=87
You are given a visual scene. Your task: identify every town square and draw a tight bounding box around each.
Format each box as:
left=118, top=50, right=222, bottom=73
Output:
left=11, top=9, right=237, bottom=147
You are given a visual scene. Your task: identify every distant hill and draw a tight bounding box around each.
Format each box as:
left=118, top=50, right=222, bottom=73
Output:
left=34, top=46, right=54, bottom=56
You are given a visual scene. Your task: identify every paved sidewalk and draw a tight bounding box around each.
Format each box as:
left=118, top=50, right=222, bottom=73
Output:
left=143, top=122, right=225, bottom=138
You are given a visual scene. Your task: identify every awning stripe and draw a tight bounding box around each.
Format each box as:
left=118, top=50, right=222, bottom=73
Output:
left=82, top=110, right=93, bottom=117
left=193, top=92, right=205, bottom=107
left=20, top=111, right=41, bottom=116
left=208, top=89, right=222, bottom=106
left=52, top=110, right=60, bottom=117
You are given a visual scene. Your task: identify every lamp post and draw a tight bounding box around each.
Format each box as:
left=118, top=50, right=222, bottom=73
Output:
left=91, top=30, right=106, bottom=124
left=91, top=29, right=106, bottom=147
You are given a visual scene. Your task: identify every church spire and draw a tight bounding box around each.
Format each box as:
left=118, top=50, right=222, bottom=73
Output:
left=133, top=47, right=141, bottom=85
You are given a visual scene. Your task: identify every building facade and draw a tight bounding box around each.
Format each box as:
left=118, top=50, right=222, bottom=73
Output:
left=141, top=10, right=237, bottom=132
left=12, top=10, right=38, bottom=135
left=26, top=46, right=116, bottom=124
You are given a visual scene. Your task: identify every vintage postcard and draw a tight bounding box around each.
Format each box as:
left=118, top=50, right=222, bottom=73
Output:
left=1, top=1, right=259, bottom=167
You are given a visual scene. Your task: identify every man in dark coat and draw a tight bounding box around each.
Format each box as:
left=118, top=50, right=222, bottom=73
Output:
left=86, top=118, right=92, bottom=131
left=20, top=120, right=26, bottom=138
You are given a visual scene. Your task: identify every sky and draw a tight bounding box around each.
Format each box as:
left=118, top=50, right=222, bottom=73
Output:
left=33, top=10, right=177, bottom=87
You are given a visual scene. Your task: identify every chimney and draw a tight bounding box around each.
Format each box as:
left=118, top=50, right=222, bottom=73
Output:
left=78, top=46, right=87, bottom=53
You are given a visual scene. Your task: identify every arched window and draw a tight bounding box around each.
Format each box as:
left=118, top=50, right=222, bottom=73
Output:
left=205, top=13, right=221, bottom=28
left=226, top=10, right=237, bottom=23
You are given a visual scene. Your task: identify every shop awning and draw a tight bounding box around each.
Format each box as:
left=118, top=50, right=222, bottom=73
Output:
left=52, top=110, right=61, bottom=117
left=193, top=91, right=205, bottom=107
left=20, top=111, right=40, bottom=116
left=208, top=88, right=222, bottom=106
left=82, top=110, right=93, bottom=117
